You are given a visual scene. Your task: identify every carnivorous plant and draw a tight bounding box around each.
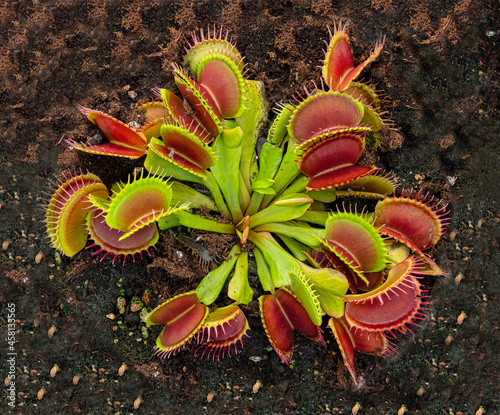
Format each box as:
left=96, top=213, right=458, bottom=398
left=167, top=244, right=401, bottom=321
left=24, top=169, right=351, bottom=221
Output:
left=44, top=24, right=449, bottom=383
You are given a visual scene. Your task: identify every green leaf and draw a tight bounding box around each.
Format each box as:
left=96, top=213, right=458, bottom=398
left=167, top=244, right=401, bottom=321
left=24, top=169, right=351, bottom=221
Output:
left=307, top=187, right=337, bottom=203
left=157, top=215, right=180, bottom=230
left=277, top=234, right=308, bottom=261
left=253, top=247, right=274, bottom=292
left=257, top=142, right=283, bottom=181
left=254, top=222, right=321, bottom=247
left=228, top=251, right=253, bottom=305
left=220, top=123, right=243, bottom=148
left=251, top=178, right=276, bottom=195
left=252, top=178, right=274, bottom=190
left=171, top=181, right=218, bottom=211
left=196, top=245, right=241, bottom=305
left=261, top=138, right=301, bottom=209
left=237, top=80, right=268, bottom=189
left=248, top=193, right=313, bottom=229
left=253, top=187, right=276, bottom=195
left=248, top=230, right=299, bottom=288
left=174, top=210, right=235, bottom=234
left=210, top=134, right=243, bottom=223
left=296, top=210, right=330, bottom=227
left=277, top=175, right=308, bottom=197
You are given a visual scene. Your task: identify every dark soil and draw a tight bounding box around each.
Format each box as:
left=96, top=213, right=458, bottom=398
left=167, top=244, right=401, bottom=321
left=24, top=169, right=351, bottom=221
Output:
left=1, top=1, right=498, bottom=414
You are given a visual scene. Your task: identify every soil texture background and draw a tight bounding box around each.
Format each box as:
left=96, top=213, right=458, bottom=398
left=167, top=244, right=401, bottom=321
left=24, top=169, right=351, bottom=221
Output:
left=1, top=1, right=499, bottom=414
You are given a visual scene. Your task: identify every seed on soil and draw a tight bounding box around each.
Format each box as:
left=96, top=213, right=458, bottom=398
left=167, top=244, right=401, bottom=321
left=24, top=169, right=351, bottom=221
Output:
left=118, top=364, right=127, bottom=376
left=37, top=387, right=46, bottom=400
left=252, top=380, right=262, bottom=393
left=48, top=326, right=56, bottom=338
left=73, top=374, right=81, bottom=385
left=398, top=405, right=407, bottom=415
left=35, top=252, right=43, bottom=264
left=4, top=377, right=12, bottom=386
left=476, top=407, right=485, bottom=415
left=2, top=240, right=10, bottom=250
left=50, top=364, right=59, bottom=377
left=106, top=313, right=116, bottom=320
left=455, top=273, right=464, bottom=284
left=416, top=387, right=425, bottom=396
left=134, top=397, right=142, bottom=409
left=457, top=311, right=466, bottom=324
left=352, top=403, right=361, bottom=415
left=207, top=391, right=216, bottom=402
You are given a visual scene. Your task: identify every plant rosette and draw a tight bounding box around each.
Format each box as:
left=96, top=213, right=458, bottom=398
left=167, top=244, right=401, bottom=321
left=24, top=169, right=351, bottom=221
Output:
left=44, top=24, right=449, bottom=383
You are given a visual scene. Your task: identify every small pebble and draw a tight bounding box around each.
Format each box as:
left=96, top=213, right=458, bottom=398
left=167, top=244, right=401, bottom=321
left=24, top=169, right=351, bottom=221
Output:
left=449, top=230, right=457, bottom=241
left=50, top=364, right=59, bottom=377
left=37, top=387, right=46, bottom=400
left=134, top=397, right=142, bottom=409
left=118, top=364, right=127, bottom=376
left=127, top=120, right=141, bottom=129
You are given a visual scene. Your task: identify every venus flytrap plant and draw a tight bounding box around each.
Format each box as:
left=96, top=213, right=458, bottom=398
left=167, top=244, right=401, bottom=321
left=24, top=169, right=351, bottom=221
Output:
left=44, top=25, right=449, bottom=383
